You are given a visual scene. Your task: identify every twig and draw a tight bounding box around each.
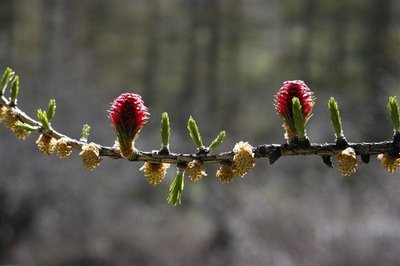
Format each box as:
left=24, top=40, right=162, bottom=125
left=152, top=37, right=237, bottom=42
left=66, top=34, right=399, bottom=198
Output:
left=1, top=95, right=397, bottom=165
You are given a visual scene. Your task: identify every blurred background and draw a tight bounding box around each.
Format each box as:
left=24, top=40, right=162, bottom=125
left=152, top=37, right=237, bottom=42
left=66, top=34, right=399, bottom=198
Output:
left=1, top=0, right=400, bottom=265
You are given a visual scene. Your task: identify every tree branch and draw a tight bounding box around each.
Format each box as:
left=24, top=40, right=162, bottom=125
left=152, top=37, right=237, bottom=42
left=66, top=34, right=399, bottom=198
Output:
left=2, top=69, right=400, bottom=206
left=1, top=95, right=398, bottom=165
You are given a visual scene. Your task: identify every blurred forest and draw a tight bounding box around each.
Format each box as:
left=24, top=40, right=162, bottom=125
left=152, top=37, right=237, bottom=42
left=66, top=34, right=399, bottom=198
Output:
left=1, top=0, right=400, bottom=265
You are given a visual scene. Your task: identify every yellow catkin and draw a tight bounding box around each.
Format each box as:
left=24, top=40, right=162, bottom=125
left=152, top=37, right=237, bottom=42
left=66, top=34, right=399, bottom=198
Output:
left=36, top=134, right=56, bottom=155
left=336, top=147, right=358, bottom=176
left=0, top=107, right=30, bottom=140
left=0, top=106, right=16, bottom=127
left=377, top=154, right=400, bottom=173
left=13, top=126, right=31, bottom=140
left=79, top=142, right=102, bottom=170
left=216, top=164, right=235, bottom=184
left=0, top=106, right=9, bottom=122
left=56, top=138, right=73, bottom=159
left=186, top=160, right=207, bottom=182
left=140, top=162, right=170, bottom=185
left=232, top=141, right=256, bottom=177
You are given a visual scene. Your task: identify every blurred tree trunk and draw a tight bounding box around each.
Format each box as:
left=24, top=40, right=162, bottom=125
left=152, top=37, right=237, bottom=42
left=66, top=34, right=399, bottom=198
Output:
left=298, top=0, right=315, bottom=81
left=37, top=0, right=58, bottom=91
left=142, top=0, right=161, bottom=109
left=37, top=0, right=74, bottom=100
left=0, top=0, right=14, bottom=68
left=181, top=0, right=221, bottom=128
left=331, top=1, right=346, bottom=89
left=204, top=214, right=233, bottom=265
left=220, top=0, right=242, bottom=131
left=204, top=0, right=220, bottom=119
left=361, top=0, right=393, bottom=139
left=36, top=0, right=86, bottom=103
left=180, top=0, right=200, bottom=126
left=0, top=192, right=36, bottom=264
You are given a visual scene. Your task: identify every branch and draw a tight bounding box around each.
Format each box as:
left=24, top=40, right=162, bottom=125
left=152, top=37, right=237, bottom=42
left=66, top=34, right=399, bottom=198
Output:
left=1, top=68, right=400, bottom=205
left=2, top=94, right=397, bottom=160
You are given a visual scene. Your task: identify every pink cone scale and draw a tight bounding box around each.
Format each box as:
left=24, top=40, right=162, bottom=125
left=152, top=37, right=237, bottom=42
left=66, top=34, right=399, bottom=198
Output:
left=275, top=80, right=315, bottom=121
left=109, top=93, right=149, bottom=158
left=274, top=80, right=315, bottom=140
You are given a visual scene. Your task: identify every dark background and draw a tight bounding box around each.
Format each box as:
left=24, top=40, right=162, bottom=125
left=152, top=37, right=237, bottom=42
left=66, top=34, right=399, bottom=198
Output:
left=1, top=0, right=400, bottom=265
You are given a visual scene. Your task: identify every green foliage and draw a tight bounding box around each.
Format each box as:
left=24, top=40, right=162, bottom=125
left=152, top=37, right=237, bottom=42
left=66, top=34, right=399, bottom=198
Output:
left=291, top=97, right=305, bottom=138
left=15, top=121, right=39, bottom=132
left=37, top=109, right=50, bottom=130
left=328, top=97, right=343, bottom=137
left=161, top=112, right=170, bottom=148
left=167, top=169, right=185, bottom=206
left=388, top=96, right=400, bottom=131
left=10, top=76, right=19, bottom=104
left=47, top=99, right=56, bottom=120
left=187, top=116, right=203, bottom=148
left=209, top=131, right=226, bottom=151
left=1, top=67, right=15, bottom=94
left=81, top=124, right=91, bottom=141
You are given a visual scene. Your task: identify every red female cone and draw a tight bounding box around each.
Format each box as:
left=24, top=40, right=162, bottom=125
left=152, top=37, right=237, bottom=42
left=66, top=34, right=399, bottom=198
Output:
left=109, top=93, right=149, bottom=158
left=274, top=80, right=315, bottom=142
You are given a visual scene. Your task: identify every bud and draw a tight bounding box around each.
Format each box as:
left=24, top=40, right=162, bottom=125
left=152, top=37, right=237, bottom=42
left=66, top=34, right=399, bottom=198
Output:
left=140, top=162, right=170, bottom=185
left=377, top=153, right=400, bottom=173
left=109, top=93, right=149, bottom=158
left=55, top=137, right=73, bottom=159
left=36, top=134, right=56, bottom=155
left=80, top=142, right=102, bottom=170
left=216, top=163, right=235, bottom=184
left=0, top=106, right=30, bottom=140
left=232, top=141, right=255, bottom=177
left=186, top=160, right=207, bottom=182
left=274, top=80, right=315, bottom=142
left=336, top=147, right=358, bottom=176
